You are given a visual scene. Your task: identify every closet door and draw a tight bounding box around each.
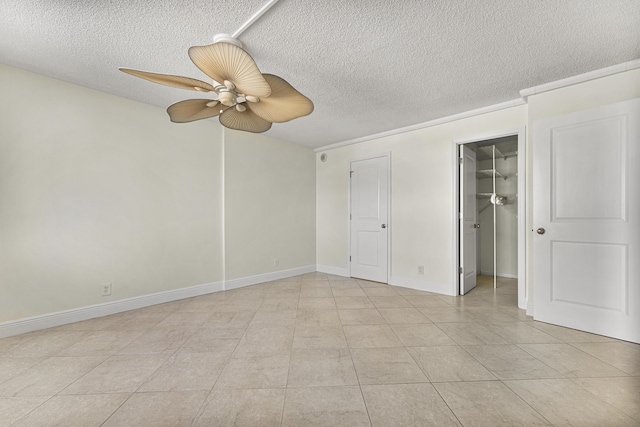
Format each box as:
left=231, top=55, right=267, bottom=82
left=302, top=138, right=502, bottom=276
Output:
left=460, top=146, right=478, bottom=294
left=533, top=98, right=640, bottom=343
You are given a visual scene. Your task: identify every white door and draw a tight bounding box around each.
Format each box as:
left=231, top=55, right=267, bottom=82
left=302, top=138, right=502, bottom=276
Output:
left=460, top=146, right=478, bottom=294
left=533, top=98, right=640, bottom=343
left=350, top=156, right=389, bottom=283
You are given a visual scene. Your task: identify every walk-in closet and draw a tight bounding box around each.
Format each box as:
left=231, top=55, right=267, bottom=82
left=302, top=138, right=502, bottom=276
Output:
left=459, top=135, right=519, bottom=294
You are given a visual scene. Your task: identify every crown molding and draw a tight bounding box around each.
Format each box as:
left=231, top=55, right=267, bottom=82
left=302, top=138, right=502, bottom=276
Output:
left=315, top=98, right=525, bottom=152
left=316, top=58, right=640, bottom=153
left=519, top=58, right=640, bottom=101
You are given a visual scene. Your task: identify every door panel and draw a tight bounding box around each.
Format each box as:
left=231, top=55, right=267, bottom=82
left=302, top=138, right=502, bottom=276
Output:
left=355, top=231, right=380, bottom=266
left=551, top=117, right=626, bottom=221
left=460, top=146, right=477, bottom=294
left=350, top=156, right=389, bottom=283
left=533, top=98, right=639, bottom=343
left=550, top=241, right=626, bottom=312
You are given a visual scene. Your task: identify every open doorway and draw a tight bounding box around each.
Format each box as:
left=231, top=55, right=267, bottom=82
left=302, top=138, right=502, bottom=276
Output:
left=454, top=128, right=526, bottom=309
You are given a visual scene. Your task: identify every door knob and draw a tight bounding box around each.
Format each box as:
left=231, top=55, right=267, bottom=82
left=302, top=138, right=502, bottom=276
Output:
left=536, top=227, right=546, bottom=235
left=381, top=224, right=387, bottom=229
left=474, top=223, right=480, bottom=229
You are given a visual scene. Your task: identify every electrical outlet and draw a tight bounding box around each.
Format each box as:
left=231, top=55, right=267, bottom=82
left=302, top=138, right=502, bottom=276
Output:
left=101, top=283, right=112, bottom=296
left=418, top=265, right=424, bottom=275
left=273, top=259, right=279, bottom=267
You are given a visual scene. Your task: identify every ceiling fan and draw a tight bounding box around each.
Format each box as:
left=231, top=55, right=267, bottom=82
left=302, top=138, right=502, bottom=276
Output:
left=119, top=0, right=313, bottom=133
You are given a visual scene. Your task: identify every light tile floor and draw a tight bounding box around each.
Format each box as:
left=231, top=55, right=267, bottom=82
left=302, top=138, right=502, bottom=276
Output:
left=1, top=273, right=639, bottom=426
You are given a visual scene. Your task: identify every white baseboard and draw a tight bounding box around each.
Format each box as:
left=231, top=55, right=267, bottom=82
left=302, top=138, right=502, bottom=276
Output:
left=0, top=265, right=318, bottom=339
left=480, top=271, right=518, bottom=279
left=0, top=280, right=224, bottom=339
left=526, top=300, right=534, bottom=317
left=315, top=264, right=349, bottom=278
left=224, top=265, right=316, bottom=290
left=389, top=276, right=454, bottom=296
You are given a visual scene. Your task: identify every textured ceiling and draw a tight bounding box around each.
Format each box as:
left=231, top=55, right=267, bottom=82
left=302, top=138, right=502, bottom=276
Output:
left=1, top=0, right=639, bottom=148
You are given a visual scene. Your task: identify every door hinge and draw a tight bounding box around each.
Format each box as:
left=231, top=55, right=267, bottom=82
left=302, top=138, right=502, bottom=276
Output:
left=459, top=158, right=463, bottom=164
left=349, top=256, right=351, bottom=262
left=459, top=267, right=463, bottom=274
left=350, top=171, right=354, bottom=177
left=350, top=214, right=352, bottom=220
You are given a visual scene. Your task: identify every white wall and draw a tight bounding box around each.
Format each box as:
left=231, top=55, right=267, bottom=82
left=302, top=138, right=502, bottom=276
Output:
left=224, top=131, right=316, bottom=280
left=317, top=66, right=639, bottom=301
left=316, top=106, right=528, bottom=293
left=0, top=64, right=316, bottom=326
left=0, top=64, right=224, bottom=322
left=478, top=155, right=518, bottom=277
left=2, top=63, right=636, bottom=326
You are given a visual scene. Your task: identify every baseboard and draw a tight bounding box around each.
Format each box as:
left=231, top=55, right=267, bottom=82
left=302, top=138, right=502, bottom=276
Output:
left=0, top=265, right=318, bottom=339
left=480, top=271, right=518, bottom=279
left=526, top=300, right=534, bottom=317
left=388, top=275, right=454, bottom=296
left=224, top=265, right=316, bottom=290
left=0, top=280, right=224, bottom=339
left=315, top=264, right=350, bottom=278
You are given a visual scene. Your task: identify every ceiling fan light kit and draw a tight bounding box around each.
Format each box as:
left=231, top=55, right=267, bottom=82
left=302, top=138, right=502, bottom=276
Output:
left=119, top=0, right=313, bottom=133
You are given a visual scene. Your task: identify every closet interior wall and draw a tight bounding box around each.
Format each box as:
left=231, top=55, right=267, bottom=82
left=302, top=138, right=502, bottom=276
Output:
left=475, top=141, right=519, bottom=283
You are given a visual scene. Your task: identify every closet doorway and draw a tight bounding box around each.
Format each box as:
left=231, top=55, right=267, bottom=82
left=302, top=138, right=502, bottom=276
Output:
left=454, top=128, right=526, bottom=309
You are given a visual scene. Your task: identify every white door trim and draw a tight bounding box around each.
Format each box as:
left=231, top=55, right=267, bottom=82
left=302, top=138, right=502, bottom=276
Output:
left=451, top=127, right=527, bottom=308
left=348, top=152, right=391, bottom=283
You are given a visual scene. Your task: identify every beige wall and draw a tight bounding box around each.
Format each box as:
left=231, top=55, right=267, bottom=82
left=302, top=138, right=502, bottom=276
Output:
left=224, top=131, right=316, bottom=280
left=0, top=64, right=316, bottom=324
left=0, top=65, right=224, bottom=322
left=316, top=106, right=528, bottom=292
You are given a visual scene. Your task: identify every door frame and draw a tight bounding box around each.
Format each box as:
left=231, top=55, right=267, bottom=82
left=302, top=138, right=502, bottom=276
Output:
left=348, top=152, right=391, bottom=283
left=451, top=127, right=526, bottom=308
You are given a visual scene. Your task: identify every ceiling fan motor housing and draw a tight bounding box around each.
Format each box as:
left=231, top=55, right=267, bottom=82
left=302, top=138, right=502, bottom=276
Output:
left=218, top=90, right=237, bottom=107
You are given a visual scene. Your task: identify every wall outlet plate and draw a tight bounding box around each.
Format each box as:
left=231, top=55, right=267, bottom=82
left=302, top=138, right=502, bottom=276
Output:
left=101, top=283, right=112, bottom=296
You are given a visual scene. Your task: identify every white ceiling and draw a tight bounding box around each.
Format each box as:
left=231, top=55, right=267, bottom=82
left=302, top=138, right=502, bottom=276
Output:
left=1, top=0, right=639, bottom=148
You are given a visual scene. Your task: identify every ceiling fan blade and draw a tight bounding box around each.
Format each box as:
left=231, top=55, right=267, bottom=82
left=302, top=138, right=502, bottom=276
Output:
left=248, top=74, right=314, bottom=123
left=167, top=99, right=226, bottom=123
left=219, top=107, right=272, bottom=133
left=188, top=43, right=271, bottom=98
left=120, top=68, right=215, bottom=92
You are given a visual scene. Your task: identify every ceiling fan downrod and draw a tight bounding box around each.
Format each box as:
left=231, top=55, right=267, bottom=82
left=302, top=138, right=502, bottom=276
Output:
left=212, top=0, right=281, bottom=48
left=231, top=0, right=281, bottom=39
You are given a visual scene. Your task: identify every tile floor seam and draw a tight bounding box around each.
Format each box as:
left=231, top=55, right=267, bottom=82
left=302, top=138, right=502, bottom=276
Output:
left=430, top=381, right=465, bottom=427
left=358, top=383, right=374, bottom=427
left=188, top=385, right=216, bottom=426
left=499, top=379, right=556, bottom=426
left=49, top=355, right=110, bottom=398
left=130, top=347, right=182, bottom=395
left=565, top=340, right=637, bottom=375
left=514, top=344, right=568, bottom=378
left=283, top=296, right=297, bottom=389
left=341, top=280, right=371, bottom=425
left=97, top=391, right=134, bottom=427
left=5, top=394, right=55, bottom=426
